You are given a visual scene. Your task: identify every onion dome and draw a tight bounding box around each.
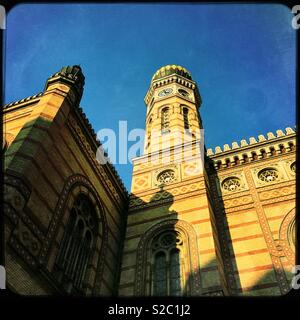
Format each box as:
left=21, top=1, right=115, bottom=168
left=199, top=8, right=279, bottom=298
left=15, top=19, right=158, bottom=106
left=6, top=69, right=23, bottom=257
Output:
left=152, top=64, right=192, bottom=81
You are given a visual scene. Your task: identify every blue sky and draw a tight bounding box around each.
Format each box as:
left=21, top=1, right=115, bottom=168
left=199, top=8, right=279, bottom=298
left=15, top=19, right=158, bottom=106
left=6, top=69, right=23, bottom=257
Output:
left=5, top=4, right=296, bottom=191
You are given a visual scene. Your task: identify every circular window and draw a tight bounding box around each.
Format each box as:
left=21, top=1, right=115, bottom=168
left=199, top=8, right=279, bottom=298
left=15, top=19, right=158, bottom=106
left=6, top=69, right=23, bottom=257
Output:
left=258, top=168, right=279, bottom=183
left=222, top=177, right=241, bottom=192
left=157, top=170, right=176, bottom=185
left=152, top=231, right=182, bottom=252
left=290, top=162, right=296, bottom=173
left=160, top=232, right=176, bottom=247
left=287, top=217, right=295, bottom=249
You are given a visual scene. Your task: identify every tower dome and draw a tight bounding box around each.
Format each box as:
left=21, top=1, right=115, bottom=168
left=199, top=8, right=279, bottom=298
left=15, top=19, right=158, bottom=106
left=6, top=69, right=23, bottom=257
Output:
left=151, top=64, right=192, bottom=82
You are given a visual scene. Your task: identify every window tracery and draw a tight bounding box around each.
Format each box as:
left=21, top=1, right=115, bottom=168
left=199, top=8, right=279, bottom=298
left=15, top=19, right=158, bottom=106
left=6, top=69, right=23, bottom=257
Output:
left=151, top=231, right=183, bottom=296
left=258, top=168, right=279, bottom=183
left=222, top=177, right=241, bottom=192
left=157, top=169, right=176, bottom=185
left=55, top=194, right=97, bottom=292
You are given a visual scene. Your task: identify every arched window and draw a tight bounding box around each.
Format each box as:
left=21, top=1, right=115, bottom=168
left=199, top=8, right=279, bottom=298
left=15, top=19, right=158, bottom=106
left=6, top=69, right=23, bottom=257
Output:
left=243, top=154, right=249, bottom=163
left=234, top=156, right=240, bottom=165
left=251, top=152, right=258, bottom=161
left=270, top=147, right=276, bottom=156
left=151, top=231, right=183, bottom=296
left=279, top=144, right=286, bottom=153
left=225, top=158, right=231, bottom=167
left=182, top=107, right=189, bottom=130
left=161, top=107, right=170, bottom=132
left=55, top=194, right=96, bottom=293
left=288, top=142, right=295, bottom=151
left=261, top=149, right=267, bottom=158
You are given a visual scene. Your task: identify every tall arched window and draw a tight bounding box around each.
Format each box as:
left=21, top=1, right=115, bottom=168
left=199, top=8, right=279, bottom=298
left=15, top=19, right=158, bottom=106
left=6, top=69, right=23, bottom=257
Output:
left=151, top=231, right=183, bottom=296
left=182, top=107, right=189, bottom=130
left=243, top=154, right=249, bottom=163
left=55, top=194, right=96, bottom=293
left=147, top=116, right=152, bottom=149
left=161, top=107, right=170, bottom=132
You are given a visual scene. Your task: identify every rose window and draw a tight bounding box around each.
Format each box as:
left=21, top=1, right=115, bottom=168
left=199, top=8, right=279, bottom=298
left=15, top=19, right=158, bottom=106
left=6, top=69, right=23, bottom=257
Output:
left=258, top=168, right=279, bottom=182
left=222, top=177, right=241, bottom=192
left=290, top=162, right=296, bottom=173
left=157, top=170, right=176, bottom=185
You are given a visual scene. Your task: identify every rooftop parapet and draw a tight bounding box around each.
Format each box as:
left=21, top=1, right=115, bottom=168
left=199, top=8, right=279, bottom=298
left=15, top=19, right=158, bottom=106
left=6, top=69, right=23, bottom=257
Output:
left=206, top=127, right=296, bottom=156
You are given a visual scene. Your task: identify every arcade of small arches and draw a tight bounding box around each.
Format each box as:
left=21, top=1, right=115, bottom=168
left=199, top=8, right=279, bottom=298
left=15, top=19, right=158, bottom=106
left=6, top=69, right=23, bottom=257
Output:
left=213, top=141, right=295, bottom=170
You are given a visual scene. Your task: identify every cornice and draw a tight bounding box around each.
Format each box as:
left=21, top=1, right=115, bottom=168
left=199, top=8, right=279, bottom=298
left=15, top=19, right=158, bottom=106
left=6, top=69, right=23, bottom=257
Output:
left=3, top=92, right=43, bottom=111
left=144, top=74, right=201, bottom=107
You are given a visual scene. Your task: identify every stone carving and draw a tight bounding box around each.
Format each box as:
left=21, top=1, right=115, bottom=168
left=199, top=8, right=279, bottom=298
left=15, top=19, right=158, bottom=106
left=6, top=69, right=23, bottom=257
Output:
left=68, top=115, right=124, bottom=204
left=258, top=168, right=279, bottom=183
left=157, top=169, right=176, bottom=185
left=279, top=208, right=295, bottom=266
left=259, top=186, right=294, bottom=201
left=223, top=195, right=253, bottom=209
left=12, top=221, right=41, bottom=256
left=221, top=177, right=241, bottom=192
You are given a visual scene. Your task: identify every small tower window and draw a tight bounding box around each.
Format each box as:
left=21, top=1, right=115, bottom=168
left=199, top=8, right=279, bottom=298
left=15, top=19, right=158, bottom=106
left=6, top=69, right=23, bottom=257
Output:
left=182, top=107, right=189, bottom=130
left=161, top=107, right=170, bottom=132
left=147, top=117, right=152, bottom=149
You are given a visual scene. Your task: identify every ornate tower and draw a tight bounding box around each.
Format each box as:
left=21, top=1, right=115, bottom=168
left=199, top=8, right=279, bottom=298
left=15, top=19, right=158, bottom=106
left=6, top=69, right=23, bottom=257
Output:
left=119, top=65, right=227, bottom=296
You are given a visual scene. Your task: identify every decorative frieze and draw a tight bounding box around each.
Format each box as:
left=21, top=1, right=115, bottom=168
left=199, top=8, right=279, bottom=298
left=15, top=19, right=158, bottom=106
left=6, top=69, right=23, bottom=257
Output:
left=207, top=127, right=296, bottom=171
